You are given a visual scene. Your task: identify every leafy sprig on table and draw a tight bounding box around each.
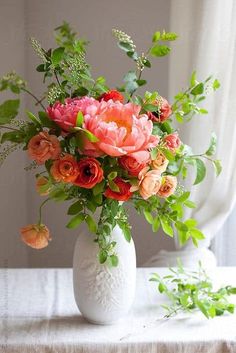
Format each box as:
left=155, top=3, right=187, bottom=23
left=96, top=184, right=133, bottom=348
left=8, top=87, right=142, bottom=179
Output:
left=150, top=262, right=236, bottom=319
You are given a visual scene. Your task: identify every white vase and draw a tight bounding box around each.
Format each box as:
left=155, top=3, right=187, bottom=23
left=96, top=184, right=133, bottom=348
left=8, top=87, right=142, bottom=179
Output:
left=73, top=224, right=136, bottom=325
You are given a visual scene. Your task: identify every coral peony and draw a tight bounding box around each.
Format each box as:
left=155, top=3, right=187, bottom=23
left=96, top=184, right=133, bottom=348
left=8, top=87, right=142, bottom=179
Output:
left=47, top=97, right=99, bottom=131
left=119, top=155, right=148, bottom=177
left=36, top=176, right=51, bottom=196
left=163, top=133, right=181, bottom=152
left=104, top=177, right=132, bottom=201
left=99, top=89, right=124, bottom=103
left=157, top=175, right=177, bottom=198
left=147, top=96, right=172, bottom=123
left=51, top=154, right=79, bottom=183
left=83, top=100, right=159, bottom=162
left=73, top=157, right=104, bottom=189
left=20, top=224, right=51, bottom=249
left=151, top=151, right=169, bottom=174
left=28, top=131, right=61, bottom=164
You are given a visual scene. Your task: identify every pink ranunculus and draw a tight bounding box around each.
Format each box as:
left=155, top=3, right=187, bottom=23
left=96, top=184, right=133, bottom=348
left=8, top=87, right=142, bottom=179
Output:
left=163, top=133, right=181, bottom=152
left=47, top=97, right=99, bottom=131
left=83, top=100, right=159, bottom=163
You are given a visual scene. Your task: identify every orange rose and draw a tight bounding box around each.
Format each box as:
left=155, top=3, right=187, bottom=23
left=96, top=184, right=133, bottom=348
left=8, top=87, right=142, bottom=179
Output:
left=104, top=177, right=132, bottom=201
left=28, top=131, right=61, bottom=164
left=73, top=157, right=104, bottom=189
left=51, top=154, right=79, bottom=183
left=20, top=224, right=51, bottom=249
left=151, top=151, right=168, bottom=173
left=119, top=155, right=148, bottom=177
left=36, top=176, right=51, bottom=196
left=157, top=175, right=177, bottom=198
left=163, top=133, right=181, bottom=152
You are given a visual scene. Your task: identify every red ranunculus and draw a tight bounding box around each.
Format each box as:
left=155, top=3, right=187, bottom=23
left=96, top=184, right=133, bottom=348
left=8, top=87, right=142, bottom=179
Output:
left=119, top=155, right=148, bottom=177
left=148, top=97, right=172, bottom=123
left=104, top=177, right=132, bottom=201
left=73, top=157, right=104, bottom=189
left=163, top=133, right=181, bottom=152
left=98, top=90, right=124, bottom=103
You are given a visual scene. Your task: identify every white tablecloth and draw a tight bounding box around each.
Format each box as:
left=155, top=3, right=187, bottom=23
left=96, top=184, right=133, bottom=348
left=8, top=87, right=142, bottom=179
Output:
left=0, top=267, right=236, bottom=353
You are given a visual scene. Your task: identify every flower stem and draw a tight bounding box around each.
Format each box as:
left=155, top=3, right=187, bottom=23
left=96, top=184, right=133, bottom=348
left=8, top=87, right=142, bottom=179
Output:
left=0, top=126, right=19, bottom=131
left=38, top=198, right=50, bottom=225
left=21, top=87, right=46, bottom=110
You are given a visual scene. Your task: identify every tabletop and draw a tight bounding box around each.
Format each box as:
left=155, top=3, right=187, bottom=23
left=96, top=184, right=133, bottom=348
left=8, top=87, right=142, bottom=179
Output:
left=0, top=267, right=236, bottom=353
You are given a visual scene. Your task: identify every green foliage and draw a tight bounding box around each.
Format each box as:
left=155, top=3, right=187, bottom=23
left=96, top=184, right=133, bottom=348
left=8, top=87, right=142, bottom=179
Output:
left=171, top=72, right=221, bottom=123
left=150, top=262, right=236, bottom=319
left=0, top=99, right=20, bottom=125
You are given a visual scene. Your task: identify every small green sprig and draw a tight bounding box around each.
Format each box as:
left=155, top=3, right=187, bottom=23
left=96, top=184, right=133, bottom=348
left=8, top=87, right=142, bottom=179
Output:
left=150, top=261, right=236, bottom=319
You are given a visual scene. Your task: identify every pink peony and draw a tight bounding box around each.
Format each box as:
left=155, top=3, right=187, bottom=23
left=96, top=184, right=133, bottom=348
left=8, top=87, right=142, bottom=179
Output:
left=83, top=100, right=159, bottom=163
left=47, top=97, right=99, bottom=131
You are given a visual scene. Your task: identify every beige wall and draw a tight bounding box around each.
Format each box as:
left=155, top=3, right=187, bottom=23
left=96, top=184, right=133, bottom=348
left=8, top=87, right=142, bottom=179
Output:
left=0, top=0, right=175, bottom=267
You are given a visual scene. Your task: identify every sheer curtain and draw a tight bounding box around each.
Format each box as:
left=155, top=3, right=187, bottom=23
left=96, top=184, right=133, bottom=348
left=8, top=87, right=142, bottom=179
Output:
left=146, top=0, right=236, bottom=267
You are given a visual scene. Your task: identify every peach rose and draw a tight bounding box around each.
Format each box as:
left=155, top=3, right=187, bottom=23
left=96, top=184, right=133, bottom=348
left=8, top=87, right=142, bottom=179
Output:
left=119, top=155, right=148, bottom=177
left=157, top=175, right=177, bottom=198
left=73, top=157, right=104, bottom=189
left=20, top=224, right=51, bottom=249
left=151, top=151, right=169, bottom=174
left=131, top=167, right=162, bottom=200
left=36, top=176, right=51, bottom=196
left=51, top=154, right=79, bottom=183
left=28, top=131, right=61, bottom=164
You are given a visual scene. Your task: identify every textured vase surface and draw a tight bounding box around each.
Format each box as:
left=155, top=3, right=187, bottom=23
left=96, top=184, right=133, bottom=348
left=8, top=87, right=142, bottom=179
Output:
left=73, top=225, right=136, bottom=324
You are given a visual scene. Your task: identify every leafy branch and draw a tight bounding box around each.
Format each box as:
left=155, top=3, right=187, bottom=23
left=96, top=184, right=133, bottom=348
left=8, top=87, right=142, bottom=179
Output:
left=150, top=261, right=236, bottom=319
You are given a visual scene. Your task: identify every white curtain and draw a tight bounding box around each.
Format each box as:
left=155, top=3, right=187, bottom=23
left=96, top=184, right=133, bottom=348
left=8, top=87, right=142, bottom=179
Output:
left=146, top=0, right=236, bottom=268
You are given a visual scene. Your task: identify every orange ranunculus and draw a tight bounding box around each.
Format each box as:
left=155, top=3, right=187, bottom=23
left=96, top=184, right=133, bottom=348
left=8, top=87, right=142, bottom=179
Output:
left=119, top=155, right=148, bottom=177
left=36, top=176, right=51, bottom=196
left=104, top=177, right=132, bottom=201
left=73, top=157, right=104, bottom=189
left=157, top=175, right=177, bottom=198
left=28, top=131, right=61, bottom=164
left=20, top=224, right=51, bottom=249
left=151, top=151, right=169, bottom=174
left=98, top=89, right=124, bottom=103
left=51, top=154, right=79, bottom=183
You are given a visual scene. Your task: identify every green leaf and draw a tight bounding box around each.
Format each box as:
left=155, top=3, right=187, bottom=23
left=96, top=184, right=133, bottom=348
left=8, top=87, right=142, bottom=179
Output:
left=213, top=79, right=220, bottom=90
left=150, top=44, right=171, bottom=57
left=196, top=301, right=209, bottom=319
left=99, top=250, right=108, bottom=264
left=152, top=31, right=161, bottom=42
left=205, top=132, right=217, bottom=156
left=110, top=254, right=119, bottom=267
left=66, top=214, right=85, bottom=229
left=118, top=41, right=134, bottom=52
left=152, top=217, right=160, bottom=232
left=67, top=201, right=83, bottom=215
left=38, top=111, right=58, bottom=128
left=85, top=214, right=97, bottom=233
left=184, top=219, right=197, bottom=228
left=92, top=181, right=105, bottom=196
left=190, top=71, right=197, bottom=87
left=178, top=191, right=190, bottom=203
left=83, top=129, right=99, bottom=142
left=161, top=31, right=178, bottom=41
left=194, top=158, right=206, bottom=185
left=213, top=159, right=222, bottom=176
left=160, top=216, right=174, bottom=237
left=76, top=111, right=84, bottom=127
left=0, top=99, right=20, bottom=125
left=51, top=47, right=65, bottom=66
left=26, top=111, right=41, bottom=126
left=144, top=210, right=154, bottom=224
left=1, top=131, right=24, bottom=144
left=184, top=200, right=196, bottom=208
left=108, top=171, right=118, bottom=181
left=108, top=179, right=120, bottom=192
left=190, top=228, right=205, bottom=240
left=190, top=83, right=204, bottom=95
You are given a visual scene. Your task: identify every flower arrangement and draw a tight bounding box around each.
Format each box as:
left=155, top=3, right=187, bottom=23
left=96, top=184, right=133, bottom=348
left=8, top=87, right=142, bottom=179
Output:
left=0, top=23, right=221, bottom=266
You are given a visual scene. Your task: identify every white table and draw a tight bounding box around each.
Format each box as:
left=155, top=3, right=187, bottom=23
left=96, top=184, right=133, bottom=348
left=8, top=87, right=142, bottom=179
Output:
left=0, top=268, right=236, bottom=353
